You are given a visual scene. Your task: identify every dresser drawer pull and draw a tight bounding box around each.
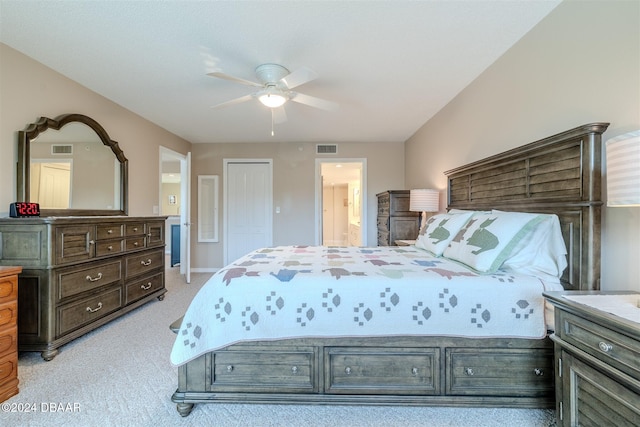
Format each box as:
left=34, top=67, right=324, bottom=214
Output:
left=85, top=272, right=103, bottom=282
left=291, top=366, right=298, bottom=374
left=107, top=245, right=113, bottom=251
left=140, top=259, right=152, bottom=266
left=86, top=302, right=103, bottom=313
left=133, top=227, right=139, bottom=232
left=534, top=368, right=544, bottom=376
left=345, top=367, right=352, bottom=375
left=598, top=341, right=613, bottom=353
left=141, top=282, right=152, bottom=290
left=89, top=240, right=95, bottom=245
left=412, top=367, right=418, bottom=376
left=226, top=365, right=234, bottom=372
left=133, top=242, right=139, bottom=247
left=464, top=367, right=474, bottom=376
left=147, top=233, right=152, bottom=237
left=107, top=229, right=113, bottom=234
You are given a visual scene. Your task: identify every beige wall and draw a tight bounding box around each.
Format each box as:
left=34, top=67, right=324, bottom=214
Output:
left=0, top=43, right=192, bottom=217
left=190, top=141, right=405, bottom=269
left=405, top=1, right=640, bottom=292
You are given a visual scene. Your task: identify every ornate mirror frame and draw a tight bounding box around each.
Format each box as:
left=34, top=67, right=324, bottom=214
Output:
left=17, top=113, right=129, bottom=216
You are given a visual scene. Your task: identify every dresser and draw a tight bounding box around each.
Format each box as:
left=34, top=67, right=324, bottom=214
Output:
left=376, top=191, right=419, bottom=246
left=544, top=291, right=640, bottom=427
left=0, top=216, right=166, bottom=361
left=0, top=266, right=20, bottom=402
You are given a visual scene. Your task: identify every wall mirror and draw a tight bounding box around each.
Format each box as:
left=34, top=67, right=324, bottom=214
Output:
left=17, top=113, right=128, bottom=216
left=198, top=175, right=219, bottom=242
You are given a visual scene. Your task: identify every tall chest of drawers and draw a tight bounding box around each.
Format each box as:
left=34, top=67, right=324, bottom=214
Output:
left=376, top=191, right=419, bottom=246
left=0, top=216, right=166, bottom=361
left=0, top=266, right=20, bottom=402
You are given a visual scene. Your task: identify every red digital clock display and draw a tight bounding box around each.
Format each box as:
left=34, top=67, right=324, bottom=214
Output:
left=9, top=202, right=40, bottom=218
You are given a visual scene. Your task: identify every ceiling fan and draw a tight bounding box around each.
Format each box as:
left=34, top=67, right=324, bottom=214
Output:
left=207, top=63, right=338, bottom=131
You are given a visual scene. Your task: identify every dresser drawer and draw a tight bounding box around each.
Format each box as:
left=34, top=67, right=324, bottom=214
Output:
left=125, top=272, right=164, bottom=304
left=125, top=223, right=145, bottom=237
left=57, top=259, right=122, bottom=300
left=95, top=239, right=124, bottom=257
left=0, top=352, right=18, bottom=386
left=96, top=224, right=124, bottom=239
left=0, top=275, right=17, bottom=304
left=125, top=249, right=164, bottom=279
left=57, top=287, right=122, bottom=336
left=326, top=347, right=440, bottom=395
left=446, top=348, right=553, bottom=397
left=125, top=237, right=145, bottom=251
left=211, top=348, right=317, bottom=393
left=0, top=325, right=17, bottom=358
left=557, top=310, right=640, bottom=380
left=0, top=301, right=17, bottom=330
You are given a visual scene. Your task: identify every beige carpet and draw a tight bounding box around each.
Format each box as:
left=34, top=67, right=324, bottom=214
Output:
left=1, top=262, right=556, bottom=427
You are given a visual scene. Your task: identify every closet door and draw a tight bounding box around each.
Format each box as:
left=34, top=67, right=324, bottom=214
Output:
left=225, top=160, right=273, bottom=264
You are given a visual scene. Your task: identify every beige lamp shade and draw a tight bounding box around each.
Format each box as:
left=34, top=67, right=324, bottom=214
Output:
left=606, top=130, right=640, bottom=207
left=409, top=189, right=439, bottom=212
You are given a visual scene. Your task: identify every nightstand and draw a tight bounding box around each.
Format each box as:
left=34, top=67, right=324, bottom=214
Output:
left=543, top=291, right=640, bottom=427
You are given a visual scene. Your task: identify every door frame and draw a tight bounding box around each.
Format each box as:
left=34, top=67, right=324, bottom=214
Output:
left=223, top=159, right=273, bottom=265
left=315, top=158, right=367, bottom=246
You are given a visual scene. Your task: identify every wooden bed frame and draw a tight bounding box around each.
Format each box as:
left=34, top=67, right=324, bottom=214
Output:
left=171, top=123, right=609, bottom=416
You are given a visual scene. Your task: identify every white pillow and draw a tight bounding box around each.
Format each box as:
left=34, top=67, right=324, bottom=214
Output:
left=414, top=211, right=474, bottom=256
left=442, top=210, right=545, bottom=273
left=499, top=211, right=568, bottom=280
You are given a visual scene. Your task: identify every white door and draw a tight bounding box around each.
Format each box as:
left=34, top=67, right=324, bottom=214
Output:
left=224, top=160, right=273, bottom=264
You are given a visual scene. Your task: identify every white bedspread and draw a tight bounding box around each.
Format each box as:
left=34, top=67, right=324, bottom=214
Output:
left=170, top=246, right=554, bottom=366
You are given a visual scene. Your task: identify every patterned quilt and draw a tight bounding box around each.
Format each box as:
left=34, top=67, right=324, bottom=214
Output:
left=170, top=245, right=556, bottom=366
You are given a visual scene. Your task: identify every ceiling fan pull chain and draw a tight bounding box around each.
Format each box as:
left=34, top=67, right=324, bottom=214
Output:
left=271, top=109, right=275, bottom=136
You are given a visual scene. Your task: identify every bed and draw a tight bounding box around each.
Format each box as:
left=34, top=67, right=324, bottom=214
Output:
left=170, top=122, right=608, bottom=416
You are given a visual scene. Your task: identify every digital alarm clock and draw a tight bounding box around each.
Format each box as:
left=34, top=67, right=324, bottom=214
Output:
left=9, top=202, right=40, bottom=218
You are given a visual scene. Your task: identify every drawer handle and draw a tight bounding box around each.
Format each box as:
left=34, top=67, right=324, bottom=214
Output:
left=291, top=366, right=298, bottom=374
left=411, top=367, right=418, bottom=376
left=226, top=365, right=234, bottom=372
left=86, top=302, right=103, bottom=313
left=465, top=367, right=474, bottom=376
left=534, top=368, right=544, bottom=376
left=133, top=227, right=139, bottom=232
left=140, top=259, right=152, bottom=266
left=89, top=240, right=95, bottom=245
left=85, top=272, right=103, bottom=282
left=107, top=229, right=113, bottom=234
left=133, top=242, right=139, bottom=247
left=345, top=367, right=352, bottom=375
left=141, top=282, right=152, bottom=290
left=107, top=245, right=113, bottom=251
left=147, top=233, right=152, bottom=237
left=598, top=341, right=613, bottom=353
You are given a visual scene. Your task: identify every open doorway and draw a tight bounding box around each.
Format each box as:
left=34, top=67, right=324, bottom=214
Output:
left=316, top=159, right=366, bottom=246
left=160, top=147, right=191, bottom=282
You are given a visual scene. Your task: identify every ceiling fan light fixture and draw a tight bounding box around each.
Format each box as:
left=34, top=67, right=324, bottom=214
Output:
left=257, top=87, right=288, bottom=108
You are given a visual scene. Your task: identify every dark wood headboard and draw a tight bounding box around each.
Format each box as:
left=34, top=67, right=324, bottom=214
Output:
left=445, top=123, right=609, bottom=291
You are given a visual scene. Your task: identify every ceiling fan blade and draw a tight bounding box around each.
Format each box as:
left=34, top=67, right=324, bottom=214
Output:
left=207, top=71, right=263, bottom=88
left=211, top=94, right=254, bottom=109
left=290, top=92, right=339, bottom=111
left=272, top=106, right=288, bottom=124
left=280, top=67, right=318, bottom=89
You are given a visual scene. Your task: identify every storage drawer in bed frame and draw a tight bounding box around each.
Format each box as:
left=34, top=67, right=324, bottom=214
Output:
left=171, top=322, right=555, bottom=416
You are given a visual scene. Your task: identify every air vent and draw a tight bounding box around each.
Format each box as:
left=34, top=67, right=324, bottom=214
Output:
left=51, top=144, right=73, bottom=155
left=316, top=144, right=337, bottom=154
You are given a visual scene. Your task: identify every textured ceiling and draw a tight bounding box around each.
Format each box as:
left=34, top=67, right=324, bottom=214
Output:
left=0, top=1, right=560, bottom=144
